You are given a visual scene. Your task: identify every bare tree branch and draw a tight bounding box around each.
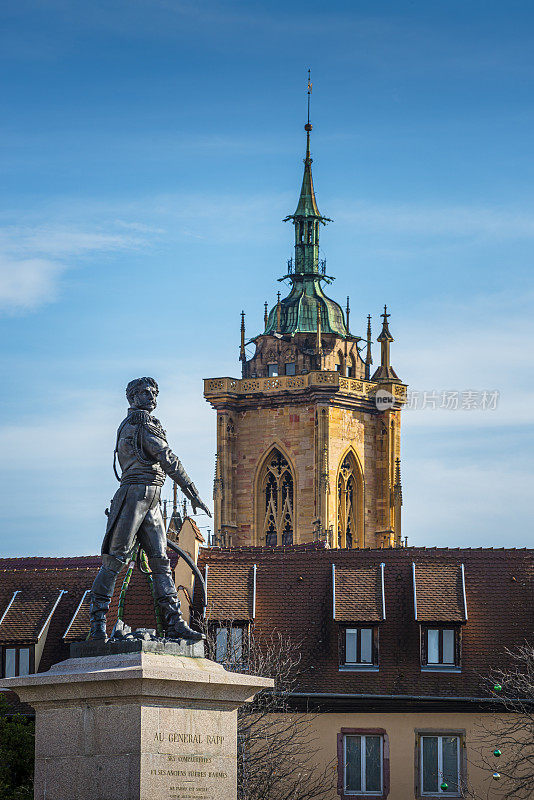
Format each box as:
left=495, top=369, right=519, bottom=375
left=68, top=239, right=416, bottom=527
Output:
left=202, top=620, right=336, bottom=800
left=465, top=644, right=534, bottom=800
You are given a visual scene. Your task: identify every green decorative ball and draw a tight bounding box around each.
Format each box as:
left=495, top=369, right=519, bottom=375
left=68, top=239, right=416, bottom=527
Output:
left=492, top=773, right=501, bottom=780
left=440, top=782, right=448, bottom=790
left=493, top=683, right=502, bottom=692
left=493, top=749, right=502, bottom=757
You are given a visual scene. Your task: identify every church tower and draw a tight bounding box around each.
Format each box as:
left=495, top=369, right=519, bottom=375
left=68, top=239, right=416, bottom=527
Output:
left=204, top=90, right=407, bottom=549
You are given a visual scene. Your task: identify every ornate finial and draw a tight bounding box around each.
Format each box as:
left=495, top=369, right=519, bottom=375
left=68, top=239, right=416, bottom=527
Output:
left=182, top=497, right=187, bottom=519
left=239, top=310, right=246, bottom=361
left=372, top=304, right=400, bottom=382
left=365, top=314, right=373, bottom=379
left=377, top=304, right=393, bottom=342
left=173, top=481, right=178, bottom=514
left=346, top=296, right=350, bottom=333
left=305, top=69, right=313, bottom=159
left=276, top=292, right=282, bottom=333
left=163, top=498, right=168, bottom=527
left=264, top=301, right=268, bottom=330
left=307, top=70, right=312, bottom=125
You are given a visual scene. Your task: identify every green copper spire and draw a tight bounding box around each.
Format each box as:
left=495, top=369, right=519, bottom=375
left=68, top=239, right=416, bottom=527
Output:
left=265, top=76, right=347, bottom=338
left=283, top=73, right=330, bottom=276
left=293, top=124, right=321, bottom=218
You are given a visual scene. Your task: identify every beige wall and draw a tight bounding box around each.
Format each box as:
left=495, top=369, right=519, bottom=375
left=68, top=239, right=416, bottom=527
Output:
left=213, top=397, right=402, bottom=549
left=303, top=711, right=509, bottom=800
left=172, top=519, right=203, bottom=624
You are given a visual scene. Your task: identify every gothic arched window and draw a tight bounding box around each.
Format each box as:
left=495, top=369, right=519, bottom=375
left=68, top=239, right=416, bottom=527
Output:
left=259, top=449, right=294, bottom=546
left=337, top=453, right=361, bottom=549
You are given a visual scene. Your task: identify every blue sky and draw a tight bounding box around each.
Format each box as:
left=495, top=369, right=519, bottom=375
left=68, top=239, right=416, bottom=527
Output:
left=1, top=0, right=533, bottom=556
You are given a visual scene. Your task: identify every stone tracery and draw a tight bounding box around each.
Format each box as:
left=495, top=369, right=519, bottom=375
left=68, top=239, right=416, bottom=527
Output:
left=259, top=449, right=294, bottom=546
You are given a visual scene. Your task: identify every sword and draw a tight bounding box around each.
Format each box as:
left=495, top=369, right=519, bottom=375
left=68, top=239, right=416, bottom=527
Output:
left=165, top=537, right=207, bottom=609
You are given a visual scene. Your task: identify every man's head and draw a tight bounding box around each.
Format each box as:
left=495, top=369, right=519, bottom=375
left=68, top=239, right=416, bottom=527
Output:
left=126, top=377, right=159, bottom=412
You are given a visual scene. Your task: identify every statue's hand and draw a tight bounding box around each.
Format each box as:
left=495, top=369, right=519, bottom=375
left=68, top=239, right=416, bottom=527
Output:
left=186, top=484, right=212, bottom=518
left=192, top=496, right=212, bottom=518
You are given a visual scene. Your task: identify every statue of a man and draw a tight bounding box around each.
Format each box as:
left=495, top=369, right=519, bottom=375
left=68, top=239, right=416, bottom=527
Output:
left=89, top=377, right=210, bottom=642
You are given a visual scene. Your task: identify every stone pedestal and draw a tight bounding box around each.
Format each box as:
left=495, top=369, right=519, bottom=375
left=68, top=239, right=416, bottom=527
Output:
left=0, top=643, right=272, bottom=800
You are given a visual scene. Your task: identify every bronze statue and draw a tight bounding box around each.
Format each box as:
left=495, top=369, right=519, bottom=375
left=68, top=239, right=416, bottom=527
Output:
left=89, top=377, right=210, bottom=642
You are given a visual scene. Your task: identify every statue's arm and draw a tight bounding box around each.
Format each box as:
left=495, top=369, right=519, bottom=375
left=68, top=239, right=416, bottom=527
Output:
left=141, top=426, right=211, bottom=516
left=141, top=426, right=193, bottom=492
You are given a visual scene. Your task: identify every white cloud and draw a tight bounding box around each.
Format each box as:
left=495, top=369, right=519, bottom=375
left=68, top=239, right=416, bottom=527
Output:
left=0, top=256, right=66, bottom=311
left=391, top=290, right=534, bottom=430
left=0, top=221, right=157, bottom=313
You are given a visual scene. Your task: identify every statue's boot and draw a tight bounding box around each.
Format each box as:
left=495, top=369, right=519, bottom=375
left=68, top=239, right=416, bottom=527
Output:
left=89, top=555, right=124, bottom=640
left=149, top=556, right=204, bottom=642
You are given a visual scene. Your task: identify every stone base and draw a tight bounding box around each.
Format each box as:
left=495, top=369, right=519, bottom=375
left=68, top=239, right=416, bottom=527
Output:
left=0, top=650, right=272, bottom=800
left=71, top=637, right=205, bottom=659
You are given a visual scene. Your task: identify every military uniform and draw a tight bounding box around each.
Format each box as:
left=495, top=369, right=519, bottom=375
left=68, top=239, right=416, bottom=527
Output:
left=90, top=408, right=202, bottom=640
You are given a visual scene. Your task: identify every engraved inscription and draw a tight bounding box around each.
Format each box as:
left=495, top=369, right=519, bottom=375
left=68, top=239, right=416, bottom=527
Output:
left=144, top=727, right=234, bottom=800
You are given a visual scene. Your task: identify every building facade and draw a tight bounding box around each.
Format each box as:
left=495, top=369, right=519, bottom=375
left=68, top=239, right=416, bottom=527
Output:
left=197, top=543, right=533, bottom=800
left=2, top=544, right=532, bottom=800
left=204, top=118, right=406, bottom=550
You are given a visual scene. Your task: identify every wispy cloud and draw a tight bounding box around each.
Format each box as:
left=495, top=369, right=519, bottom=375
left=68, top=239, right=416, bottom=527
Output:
left=0, top=257, right=65, bottom=311
left=393, top=289, right=534, bottom=428
left=0, top=221, right=158, bottom=314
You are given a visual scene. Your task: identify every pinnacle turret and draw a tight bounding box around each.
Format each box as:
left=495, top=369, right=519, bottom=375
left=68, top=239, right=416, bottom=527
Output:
left=372, top=305, right=401, bottom=382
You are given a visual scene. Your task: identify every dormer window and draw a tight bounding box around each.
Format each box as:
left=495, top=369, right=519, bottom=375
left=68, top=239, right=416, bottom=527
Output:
left=214, top=624, right=245, bottom=664
left=421, top=626, right=460, bottom=671
left=412, top=562, right=467, bottom=673
left=2, top=645, right=33, bottom=677
left=343, top=626, right=379, bottom=668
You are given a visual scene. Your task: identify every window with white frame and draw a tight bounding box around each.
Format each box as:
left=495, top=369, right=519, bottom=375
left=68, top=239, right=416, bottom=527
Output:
left=2, top=646, right=32, bottom=678
left=420, top=735, right=462, bottom=796
left=344, top=627, right=377, bottom=666
left=343, top=733, right=383, bottom=795
left=421, top=627, right=459, bottom=669
left=212, top=625, right=246, bottom=665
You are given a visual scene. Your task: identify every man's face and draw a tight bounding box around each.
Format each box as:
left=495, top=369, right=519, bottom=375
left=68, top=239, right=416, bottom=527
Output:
left=132, top=383, right=158, bottom=412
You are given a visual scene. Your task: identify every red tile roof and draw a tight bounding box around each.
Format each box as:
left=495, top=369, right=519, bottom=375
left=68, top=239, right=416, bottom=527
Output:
left=0, top=589, right=66, bottom=642
left=206, top=563, right=255, bottom=620
left=63, top=590, right=91, bottom=643
left=0, top=556, right=98, bottom=672
left=194, top=546, right=534, bottom=699
left=413, top=561, right=467, bottom=622
left=333, top=564, right=385, bottom=622
left=1, top=546, right=532, bottom=708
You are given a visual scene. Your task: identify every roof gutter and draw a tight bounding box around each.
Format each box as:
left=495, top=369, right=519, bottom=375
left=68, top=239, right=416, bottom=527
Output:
left=289, top=691, right=523, bottom=704
left=461, top=563, right=468, bottom=621
left=0, top=590, right=20, bottom=626
left=412, top=562, right=418, bottom=621
left=332, top=563, right=336, bottom=620
left=38, top=590, right=67, bottom=640
left=252, top=563, right=257, bottom=620
left=203, top=564, right=209, bottom=618
left=380, top=562, right=386, bottom=620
